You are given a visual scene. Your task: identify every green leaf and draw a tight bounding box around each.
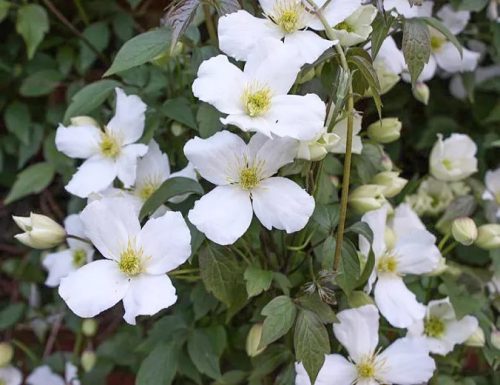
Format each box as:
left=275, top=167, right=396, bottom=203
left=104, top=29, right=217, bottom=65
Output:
left=260, top=296, right=297, bottom=347
left=196, top=103, right=222, bottom=138
left=4, top=101, right=31, bottom=144
left=346, top=221, right=374, bottom=245
left=187, top=329, right=222, bottom=379
left=136, top=342, right=178, bottom=385
left=297, top=294, right=337, bottom=324
left=244, top=266, right=273, bottom=298
left=139, top=177, right=204, bottom=220
left=453, top=0, right=489, bottom=11
left=356, top=249, right=375, bottom=290
left=63, top=80, right=121, bottom=123
left=79, top=22, right=110, bottom=72
left=402, top=18, right=431, bottom=87
left=347, top=53, right=382, bottom=117
left=0, top=303, right=25, bottom=330
left=294, top=310, right=330, bottom=385
left=162, top=0, right=199, bottom=50
left=0, top=0, right=11, bottom=23
left=421, top=17, right=462, bottom=57
left=371, top=13, right=396, bottom=59
left=214, top=0, right=241, bottom=15
left=5, top=162, right=55, bottom=204
left=104, top=28, right=172, bottom=76
left=347, top=291, right=374, bottom=308
left=19, top=69, right=63, bottom=97
left=335, top=238, right=361, bottom=295
left=16, top=4, right=49, bottom=59
left=162, top=97, right=197, bottom=129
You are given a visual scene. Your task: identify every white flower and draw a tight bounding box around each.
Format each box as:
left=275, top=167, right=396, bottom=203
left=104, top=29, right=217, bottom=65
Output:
left=13, top=213, right=66, bottom=249
left=329, top=112, right=363, bottom=154
left=384, top=0, right=434, bottom=18
left=370, top=37, right=406, bottom=95
left=58, top=197, right=191, bottom=324
left=0, top=365, right=22, bottom=385
left=218, top=0, right=363, bottom=64
left=483, top=168, right=500, bottom=219
left=359, top=204, right=441, bottom=328
left=192, top=39, right=326, bottom=141
left=430, top=134, right=478, bottom=182
left=55, top=88, right=148, bottom=198
left=296, top=132, right=340, bottom=161
left=26, top=363, right=79, bottom=385
left=42, top=214, right=94, bottom=287
left=407, top=298, right=478, bottom=355
left=330, top=5, right=378, bottom=47
left=295, top=305, right=436, bottom=385
left=184, top=131, right=315, bottom=245
left=450, top=65, right=500, bottom=100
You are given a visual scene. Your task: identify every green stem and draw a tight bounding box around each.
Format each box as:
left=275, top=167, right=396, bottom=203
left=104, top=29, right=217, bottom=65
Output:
left=66, top=234, right=92, bottom=245
left=203, top=4, right=218, bottom=46
left=73, top=0, right=89, bottom=25
left=438, top=233, right=450, bottom=251
left=12, top=339, right=38, bottom=363
left=72, top=330, right=83, bottom=362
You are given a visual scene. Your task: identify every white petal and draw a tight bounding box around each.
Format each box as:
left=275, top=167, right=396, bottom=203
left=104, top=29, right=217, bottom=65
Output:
left=80, top=197, right=141, bottom=260
left=218, top=10, right=283, bottom=62
left=221, top=114, right=273, bottom=137
left=65, top=362, right=80, bottom=385
left=136, top=140, right=170, bottom=188
left=418, top=55, right=438, bottom=82
left=138, top=211, right=191, bottom=274
left=485, top=168, right=500, bottom=196
left=307, top=0, right=363, bottom=30
left=122, top=274, right=177, bottom=325
left=247, top=134, right=298, bottom=179
left=435, top=44, right=479, bottom=74
left=436, top=5, right=470, bottom=34
left=252, top=177, right=315, bottom=233
left=330, top=113, right=363, bottom=154
left=65, top=155, right=117, bottom=198
left=64, top=214, right=90, bottom=250
left=55, top=123, right=101, bottom=159
left=384, top=0, right=433, bottom=17
left=107, top=88, right=146, bottom=145
left=0, top=366, right=22, bottom=385
left=192, top=55, right=246, bottom=115
left=115, top=143, right=148, bottom=187
left=375, top=37, right=405, bottom=75
left=360, top=205, right=388, bottom=258
left=188, top=185, right=253, bottom=245
left=374, top=275, right=425, bottom=328
left=42, top=249, right=76, bottom=287
left=392, top=203, right=425, bottom=234
left=442, top=316, right=478, bottom=352
left=333, top=305, right=379, bottom=362
left=267, top=94, right=326, bottom=141
left=377, top=337, right=436, bottom=384
left=26, top=366, right=65, bottom=385
left=284, top=30, right=335, bottom=65
left=59, top=260, right=128, bottom=319
left=393, top=230, right=440, bottom=275
left=295, top=355, right=357, bottom=385
left=184, top=131, right=246, bottom=185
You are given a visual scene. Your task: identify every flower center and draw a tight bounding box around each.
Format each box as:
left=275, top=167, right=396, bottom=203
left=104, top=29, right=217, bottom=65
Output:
left=242, top=85, right=272, bottom=117
left=271, top=1, right=304, bottom=33
left=239, top=167, right=260, bottom=190
left=442, top=158, right=454, bottom=171
left=377, top=254, right=398, bottom=274
left=119, top=243, right=144, bottom=277
left=424, top=316, right=446, bottom=338
left=138, top=182, right=158, bottom=201
left=72, top=249, right=87, bottom=267
left=430, top=29, right=446, bottom=52
left=357, top=358, right=376, bottom=379
left=335, top=21, right=354, bottom=32
left=100, top=132, right=121, bottom=158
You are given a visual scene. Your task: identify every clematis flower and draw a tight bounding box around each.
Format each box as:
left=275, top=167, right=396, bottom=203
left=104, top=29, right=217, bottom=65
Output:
left=184, top=131, right=315, bottom=245
left=482, top=168, right=500, bottom=219
left=295, top=305, right=436, bottom=385
left=329, top=112, right=363, bottom=154
left=296, top=132, right=340, bottom=161
left=330, top=5, right=378, bottom=47
left=59, top=197, right=191, bottom=324
left=0, top=366, right=22, bottom=385
left=192, top=39, right=326, bottom=141
left=407, top=298, right=478, bottom=355
left=55, top=88, right=148, bottom=198
left=429, top=134, right=478, bottom=182
left=42, top=214, right=94, bottom=287
left=218, top=0, right=362, bottom=64
left=26, top=363, right=79, bottom=385
left=359, top=204, right=441, bottom=328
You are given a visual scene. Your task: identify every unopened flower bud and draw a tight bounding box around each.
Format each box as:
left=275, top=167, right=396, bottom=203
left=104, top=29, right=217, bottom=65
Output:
left=451, top=217, right=478, bottom=246
left=0, top=342, right=13, bottom=367
left=381, top=152, right=393, bottom=171
left=371, top=171, right=408, bottom=198
left=367, top=118, right=402, bottom=144
left=13, top=213, right=66, bottom=249
left=81, top=351, right=96, bottom=372
left=348, top=185, right=386, bottom=214
left=70, top=116, right=99, bottom=127
left=465, top=326, right=485, bottom=347
left=82, top=319, right=98, bottom=337
left=297, top=133, right=341, bottom=162
left=171, top=122, right=186, bottom=137
left=297, top=68, right=315, bottom=84
left=491, top=329, right=500, bottom=350
left=413, top=82, right=430, bottom=105
left=475, top=224, right=500, bottom=250
left=246, top=324, right=266, bottom=357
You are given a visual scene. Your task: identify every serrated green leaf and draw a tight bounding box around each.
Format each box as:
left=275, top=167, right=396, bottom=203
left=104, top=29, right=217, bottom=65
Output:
left=20, top=69, right=63, bottom=97
left=244, top=266, right=273, bottom=298
left=297, top=294, right=337, bottom=324
left=5, top=162, right=55, bottom=204
left=136, top=342, right=178, bottom=385
left=421, top=17, right=462, bottom=57
left=402, top=18, right=431, bottom=87
left=16, top=4, right=49, bottom=59
left=260, top=296, right=297, bottom=348
left=162, top=0, right=199, bottom=51
left=187, top=329, right=222, bottom=379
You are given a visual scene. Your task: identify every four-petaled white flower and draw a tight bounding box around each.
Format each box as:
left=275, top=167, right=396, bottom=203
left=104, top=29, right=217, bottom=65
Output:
left=330, top=5, right=378, bottom=47
left=359, top=204, right=441, bottom=328
left=26, top=363, right=79, bottom=385
left=58, top=197, right=191, bottom=324
left=192, top=39, right=326, bottom=141
left=184, top=131, right=315, bottom=245
left=55, top=88, right=148, bottom=198
left=0, top=365, right=22, bottom=385
left=295, top=305, right=436, bottom=385
left=483, top=168, right=500, bottom=219
left=407, top=297, right=479, bottom=355
left=430, top=133, right=478, bottom=182
left=42, top=214, right=94, bottom=287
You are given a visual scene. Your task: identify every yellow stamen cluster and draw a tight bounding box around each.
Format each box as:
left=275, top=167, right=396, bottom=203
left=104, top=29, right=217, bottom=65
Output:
left=242, top=86, right=272, bottom=117
left=357, top=358, right=376, bottom=379
left=377, top=254, right=398, bottom=274
left=119, top=243, right=144, bottom=277
left=335, top=21, right=354, bottom=33
left=430, top=29, right=446, bottom=52
left=100, top=132, right=121, bottom=158
left=138, top=182, right=158, bottom=201
left=239, top=167, right=260, bottom=190
left=424, top=316, right=446, bottom=338
left=442, top=158, right=454, bottom=171
left=271, top=1, right=304, bottom=34
left=72, top=249, right=87, bottom=267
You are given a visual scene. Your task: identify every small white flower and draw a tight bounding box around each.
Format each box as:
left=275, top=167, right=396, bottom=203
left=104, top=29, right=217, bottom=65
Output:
left=296, top=132, right=340, bottom=161
left=430, top=133, right=478, bottom=182
left=407, top=298, right=478, bottom=355
left=0, top=365, right=22, bottom=385
left=192, top=39, right=326, bottom=141
left=359, top=204, right=441, bottom=328
left=184, top=131, right=315, bottom=245
left=26, top=363, right=79, bottom=385
left=329, top=112, right=363, bottom=154
left=295, top=305, right=436, bottom=385
left=370, top=37, right=406, bottom=95
left=58, top=197, right=191, bottom=324
left=42, top=214, right=94, bottom=287
left=482, top=168, right=500, bottom=219
left=55, top=88, right=148, bottom=198
left=330, top=5, right=378, bottom=47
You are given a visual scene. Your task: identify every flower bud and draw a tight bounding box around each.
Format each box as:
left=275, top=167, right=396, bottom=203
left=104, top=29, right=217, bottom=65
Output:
left=371, top=171, right=408, bottom=198
left=475, top=224, right=500, bottom=250
left=297, top=133, right=341, bottom=162
left=246, top=324, right=266, bottom=357
left=13, top=213, right=66, bottom=249
left=81, top=351, right=96, bottom=373
left=70, top=116, right=99, bottom=127
left=171, top=122, right=186, bottom=137
left=491, top=329, right=500, bottom=350
left=465, top=326, right=485, bottom=347
left=451, top=217, right=478, bottom=246
left=0, top=342, right=13, bottom=367
left=81, top=319, right=98, bottom=337
left=367, top=118, right=402, bottom=144
left=348, top=185, right=386, bottom=214
left=413, top=82, right=430, bottom=105
left=380, top=152, right=393, bottom=171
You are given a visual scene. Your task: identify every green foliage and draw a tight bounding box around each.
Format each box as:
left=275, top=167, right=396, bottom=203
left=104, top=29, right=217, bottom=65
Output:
left=402, top=18, right=431, bottom=86
left=260, top=296, right=297, bottom=347
left=5, top=162, right=55, bottom=204
left=16, top=4, right=49, bottom=59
